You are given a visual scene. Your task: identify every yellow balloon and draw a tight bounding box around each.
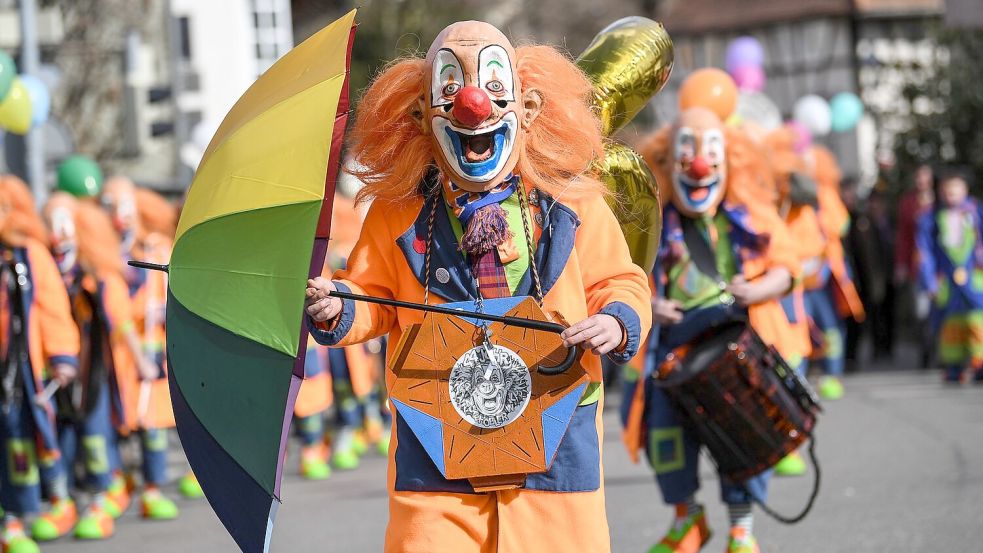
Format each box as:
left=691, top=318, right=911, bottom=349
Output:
left=577, top=17, right=674, bottom=137
left=599, top=142, right=662, bottom=272
left=0, top=79, right=32, bottom=135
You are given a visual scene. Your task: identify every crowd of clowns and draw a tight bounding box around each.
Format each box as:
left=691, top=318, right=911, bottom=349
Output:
left=0, top=162, right=389, bottom=552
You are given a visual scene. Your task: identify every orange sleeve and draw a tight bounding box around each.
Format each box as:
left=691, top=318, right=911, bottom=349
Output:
left=573, top=195, right=653, bottom=361
left=316, top=201, right=403, bottom=347
left=27, top=240, right=80, bottom=363
left=101, top=272, right=135, bottom=334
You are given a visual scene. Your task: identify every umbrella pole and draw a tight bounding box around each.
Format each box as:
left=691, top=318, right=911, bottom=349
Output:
left=327, top=290, right=566, bottom=334
left=327, top=290, right=579, bottom=375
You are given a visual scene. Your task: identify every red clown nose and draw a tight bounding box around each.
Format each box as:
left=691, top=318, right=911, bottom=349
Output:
left=452, top=86, right=492, bottom=128
left=687, top=156, right=712, bottom=181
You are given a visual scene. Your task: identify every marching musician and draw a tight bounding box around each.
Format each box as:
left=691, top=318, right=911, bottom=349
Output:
left=625, top=104, right=801, bottom=553
left=0, top=176, right=79, bottom=553
left=304, top=21, right=650, bottom=552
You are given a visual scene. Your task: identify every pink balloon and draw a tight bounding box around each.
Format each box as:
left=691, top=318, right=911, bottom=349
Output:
left=731, top=64, right=765, bottom=92
left=786, top=121, right=812, bottom=154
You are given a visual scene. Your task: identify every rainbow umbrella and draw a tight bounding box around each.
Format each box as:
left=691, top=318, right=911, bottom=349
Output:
left=161, top=11, right=355, bottom=553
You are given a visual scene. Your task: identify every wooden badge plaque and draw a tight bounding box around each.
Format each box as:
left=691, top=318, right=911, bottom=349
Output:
left=388, top=297, right=590, bottom=492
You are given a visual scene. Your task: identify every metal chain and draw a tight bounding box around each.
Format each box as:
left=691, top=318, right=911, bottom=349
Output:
left=517, top=182, right=544, bottom=305
left=422, top=192, right=439, bottom=306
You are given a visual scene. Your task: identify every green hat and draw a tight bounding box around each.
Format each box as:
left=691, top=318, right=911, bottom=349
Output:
left=56, top=155, right=103, bottom=198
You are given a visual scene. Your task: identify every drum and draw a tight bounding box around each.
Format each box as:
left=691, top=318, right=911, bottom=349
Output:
left=656, top=321, right=821, bottom=483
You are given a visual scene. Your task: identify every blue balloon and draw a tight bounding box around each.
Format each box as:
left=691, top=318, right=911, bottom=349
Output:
left=19, top=73, right=50, bottom=127
left=725, top=36, right=765, bottom=73
left=830, top=92, right=864, bottom=133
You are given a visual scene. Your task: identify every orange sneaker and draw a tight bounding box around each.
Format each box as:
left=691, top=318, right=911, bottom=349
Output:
left=649, top=505, right=711, bottom=553
left=30, top=497, right=78, bottom=541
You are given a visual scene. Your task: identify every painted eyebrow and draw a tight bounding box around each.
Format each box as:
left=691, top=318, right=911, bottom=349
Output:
left=440, top=63, right=457, bottom=75
left=485, top=60, right=504, bottom=69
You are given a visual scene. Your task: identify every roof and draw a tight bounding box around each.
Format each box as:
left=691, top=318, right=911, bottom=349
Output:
left=660, top=0, right=942, bottom=34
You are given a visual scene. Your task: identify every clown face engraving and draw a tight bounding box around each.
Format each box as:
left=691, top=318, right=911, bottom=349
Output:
left=449, top=343, right=531, bottom=429
left=670, top=108, right=728, bottom=218
left=418, top=22, right=543, bottom=193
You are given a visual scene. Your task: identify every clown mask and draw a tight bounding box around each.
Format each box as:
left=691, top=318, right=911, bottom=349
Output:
left=101, top=178, right=138, bottom=254
left=670, top=108, right=727, bottom=218
left=417, top=21, right=542, bottom=192
left=43, top=196, right=78, bottom=276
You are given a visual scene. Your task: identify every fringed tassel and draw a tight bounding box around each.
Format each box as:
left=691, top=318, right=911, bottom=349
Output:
left=460, top=204, right=513, bottom=257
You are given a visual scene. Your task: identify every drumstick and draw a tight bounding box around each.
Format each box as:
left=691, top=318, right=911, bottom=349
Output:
left=34, top=380, right=61, bottom=407
left=137, top=380, right=152, bottom=427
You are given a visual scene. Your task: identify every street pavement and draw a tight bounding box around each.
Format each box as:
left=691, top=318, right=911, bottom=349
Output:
left=44, top=369, right=983, bottom=552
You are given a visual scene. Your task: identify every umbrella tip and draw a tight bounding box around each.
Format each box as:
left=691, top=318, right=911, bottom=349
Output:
left=128, top=260, right=170, bottom=273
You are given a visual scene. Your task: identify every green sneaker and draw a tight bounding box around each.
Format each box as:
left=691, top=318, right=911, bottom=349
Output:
left=376, top=431, right=391, bottom=456
left=300, top=445, right=331, bottom=480
left=819, top=376, right=844, bottom=400
left=774, top=451, right=807, bottom=477
left=73, top=504, right=114, bottom=540
left=648, top=505, right=711, bottom=553
left=332, top=447, right=360, bottom=470
left=727, top=530, right=760, bottom=553
left=140, top=489, right=179, bottom=520
left=178, top=472, right=205, bottom=499
left=3, top=520, right=40, bottom=553
left=103, top=472, right=131, bottom=519
left=352, top=431, right=368, bottom=456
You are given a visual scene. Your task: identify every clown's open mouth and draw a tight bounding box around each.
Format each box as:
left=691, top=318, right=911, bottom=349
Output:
left=674, top=173, right=721, bottom=211
left=433, top=112, right=517, bottom=182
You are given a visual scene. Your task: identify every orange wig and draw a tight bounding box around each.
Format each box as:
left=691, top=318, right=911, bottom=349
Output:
left=75, top=200, right=126, bottom=277
left=0, top=174, right=47, bottom=247
left=349, top=45, right=606, bottom=204
left=135, top=187, right=178, bottom=239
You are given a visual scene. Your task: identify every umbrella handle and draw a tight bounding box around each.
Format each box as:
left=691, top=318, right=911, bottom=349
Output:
left=327, top=290, right=579, bottom=374
left=128, top=261, right=169, bottom=273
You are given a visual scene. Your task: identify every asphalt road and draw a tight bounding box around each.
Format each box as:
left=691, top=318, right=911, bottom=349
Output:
left=43, top=369, right=983, bottom=552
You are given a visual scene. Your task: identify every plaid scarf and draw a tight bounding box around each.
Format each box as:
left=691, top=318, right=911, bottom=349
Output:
left=442, top=174, right=519, bottom=299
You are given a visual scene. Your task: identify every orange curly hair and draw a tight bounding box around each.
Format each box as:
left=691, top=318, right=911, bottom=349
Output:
left=0, top=174, right=47, bottom=247
left=135, top=187, right=178, bottom=238
left=349, top=45, right=606, bottom=204
left=75, top=200, right=126, bottom=277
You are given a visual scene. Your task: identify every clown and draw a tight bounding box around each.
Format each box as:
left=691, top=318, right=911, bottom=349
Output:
left=99, top=178, right=202, bottom=517
left=37, top=194, right=154, bottom=540
left=625, top=104, right=802, bottom=553
left=0, top=176, right=79, bottom=553
left=304, top=21, right=650, bottom=552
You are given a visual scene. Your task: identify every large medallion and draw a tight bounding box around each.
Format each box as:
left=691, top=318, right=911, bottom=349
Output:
left=449, top=342, right=531, bottom=429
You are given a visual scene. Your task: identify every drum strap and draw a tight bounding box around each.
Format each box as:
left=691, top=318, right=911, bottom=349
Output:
left=681, top=217, right=721, bottom=282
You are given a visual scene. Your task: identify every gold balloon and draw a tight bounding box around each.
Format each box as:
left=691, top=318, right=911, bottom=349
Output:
left=577, top=16, right=674, bottom=137
left=599, top=142, right=662, bottom=272
left=0, top=79, right=32, bottom=135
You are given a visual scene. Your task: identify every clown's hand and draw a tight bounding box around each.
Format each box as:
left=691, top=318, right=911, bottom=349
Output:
left=51, top=363, right=77, bottom=387
left=305, top=277, right=343, bottom=323
left=561, top=314, right=625, bottom=356
left=652, top=298, right=684, bottom=326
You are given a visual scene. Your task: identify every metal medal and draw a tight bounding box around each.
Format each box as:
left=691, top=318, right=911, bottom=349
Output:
left=449, top=342, right=532, bottom=429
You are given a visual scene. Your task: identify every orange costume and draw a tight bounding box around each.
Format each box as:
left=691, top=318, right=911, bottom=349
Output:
left=0, top=176, right=80, bottom=517
left=309, top=22, right=650, bottom=553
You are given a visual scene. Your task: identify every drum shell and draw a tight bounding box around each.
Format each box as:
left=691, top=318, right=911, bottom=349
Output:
left=657, top=323, right=818, bottom=482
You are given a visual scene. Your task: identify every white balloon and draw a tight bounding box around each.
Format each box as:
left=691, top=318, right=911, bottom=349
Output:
left=793, top=94, right=832, bottom=137
left=736, top=92, right=782, bottom=131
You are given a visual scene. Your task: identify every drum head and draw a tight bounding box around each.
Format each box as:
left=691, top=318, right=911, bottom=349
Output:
left=658, top=322, right=746, bottom=387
